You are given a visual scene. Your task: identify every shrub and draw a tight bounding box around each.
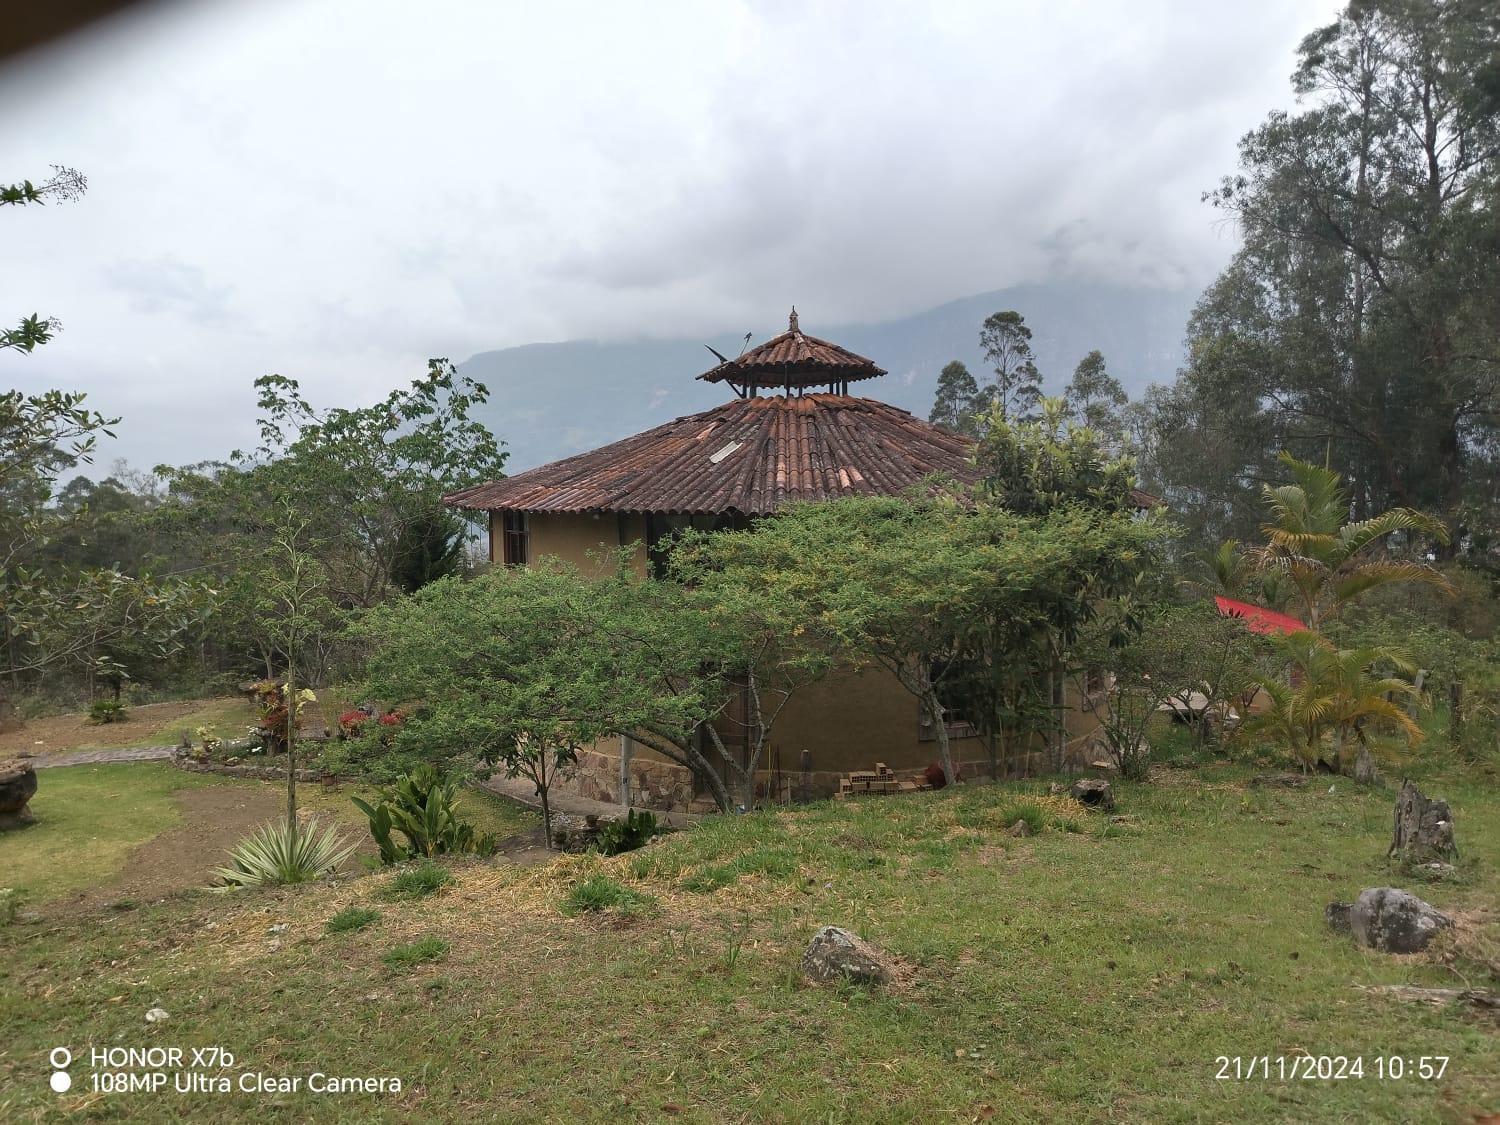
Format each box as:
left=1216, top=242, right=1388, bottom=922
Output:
left=0, top=887, right=23, bottom=926
left=215, top=817, right=356, bottom=887
left=594, top=809, right=658, bottom=856
left=382, top=937, right=449, bottom=969
left=326, top=906, right=380, bottom=934
left=381, top=861, right=452, bottom=900
left=337, top=710, right=370, bottom=740
left=562, top=876, right=655, bottom=915
left=87, top=699, right=128, bottom=725
left=352, top=765, right=498, bottom=865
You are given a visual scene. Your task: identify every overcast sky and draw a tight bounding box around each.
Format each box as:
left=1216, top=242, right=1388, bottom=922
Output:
left=1, top=0, right=1341, bottom=472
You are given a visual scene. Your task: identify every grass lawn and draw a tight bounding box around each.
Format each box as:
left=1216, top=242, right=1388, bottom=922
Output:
left=1, top=765, right=1496, bottom=1122
left=0, top=763, right=230, bottom=904
left=0, top=763, right=537, bottom=908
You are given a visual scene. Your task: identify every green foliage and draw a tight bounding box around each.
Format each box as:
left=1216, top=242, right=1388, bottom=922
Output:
left=1250, top=453, right=1452, bottom=628
left=0, top=887, right=24, bottom=926
left=355, top=555, right=764, bottom=819
left=1247, top=631, right=1423, bottom=771
left=562, top=876, right=655, bottom=915
left=594, top=809, right=659, bottom=856
left=1063, top=350, right=1127, bottom=447
left=86, top=699, right=128, bottom=725
left=1073, top=600, right=1269, bottom=777
left=326, top=906, right=380, bottom=934
left=351, top=765, right=498, bottom=865
left=929, top=360, right=984, bottom=435
left=1139, top=1, right=1500, bottom=552
left=381, top=862, right=453, bottom=900
left=978, top=309, right=1043, bottom=422
left=382, top=937, right=449, bottom=969
left=213, top=816, right=356, bottom=887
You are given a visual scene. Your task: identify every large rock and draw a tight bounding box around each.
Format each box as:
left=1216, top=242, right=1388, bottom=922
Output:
left=1069, top=778, right=1115, bottom=812
left=0, top=760, right=38, bottom=830
left=1349, top=887, right=1452, bottom=954
left=801, top=925, right=894, bottom=986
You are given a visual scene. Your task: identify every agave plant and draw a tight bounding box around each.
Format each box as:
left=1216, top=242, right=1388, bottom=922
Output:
left=1250, top=452, right=1452, bottom=628
left=1248, top=631, right=1424, bottom=771
left=215, top=816, right=356, bottom=887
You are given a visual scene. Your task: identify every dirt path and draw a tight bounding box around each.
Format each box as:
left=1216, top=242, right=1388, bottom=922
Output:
left=55, top=784, right=285, bottom=914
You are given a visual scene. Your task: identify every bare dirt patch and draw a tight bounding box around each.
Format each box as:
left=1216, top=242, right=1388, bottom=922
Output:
left=54, top=783, right=283, bottom=913
left=0, top=697, right=252, bottom=760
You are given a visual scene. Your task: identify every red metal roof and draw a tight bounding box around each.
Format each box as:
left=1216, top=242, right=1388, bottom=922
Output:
left=445, top=394, right=977, bottom=516
left=698, top=309, right=886, bottom=389
left=1214, top=596, right=1306, bottom=635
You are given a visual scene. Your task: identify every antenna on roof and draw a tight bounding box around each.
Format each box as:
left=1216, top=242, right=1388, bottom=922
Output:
left=703, top=343, right=729, bottom=365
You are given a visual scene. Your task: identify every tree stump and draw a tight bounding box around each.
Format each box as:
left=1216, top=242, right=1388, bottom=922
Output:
left=1387, top=780, right=1456, bottom=862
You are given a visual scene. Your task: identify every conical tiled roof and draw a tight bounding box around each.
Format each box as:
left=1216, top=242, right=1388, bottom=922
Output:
left=444, top=394, right=975, bottom=516
left=698, top=308, right=885, bottom=391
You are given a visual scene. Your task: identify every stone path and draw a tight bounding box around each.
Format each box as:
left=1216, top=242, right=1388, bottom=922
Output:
left=480, top=774, right=701, bottom=828
left=28, top=745, right=177, bottom=769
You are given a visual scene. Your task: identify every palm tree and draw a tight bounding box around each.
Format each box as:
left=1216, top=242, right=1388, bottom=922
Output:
left=1251, top=452, right=1452, bottom=629
left=1249, top=631, right=1423, bottom=771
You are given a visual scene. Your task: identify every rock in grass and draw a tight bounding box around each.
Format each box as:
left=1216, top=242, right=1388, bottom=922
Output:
left=1349, top=888, right=1452, bottom=954
left=1325, top=902, right=1353, bottom=934
left=1069, top=778, right=1115, bottom=812
left=0, top=760, right=37, bottom=830
left=802, top=926, right=894, bottom=986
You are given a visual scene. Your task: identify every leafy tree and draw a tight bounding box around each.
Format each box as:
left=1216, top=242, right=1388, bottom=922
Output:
left=974, top=397, right=1139, bottom=517
left=1143, top=1, right=1500, bottom=553
left=929, top=360, right=983, bottom=434
left=2, top=169, right=211, bottom=717
left=237, top=361, right=506, bottom=608
left=1063, top=350, right=1127, bottom=447
left=978, top=310, right=1043, bottom=422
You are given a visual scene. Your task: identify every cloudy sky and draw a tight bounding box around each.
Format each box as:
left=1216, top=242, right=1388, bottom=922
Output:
left=1, top=0, right=1340, bottom=472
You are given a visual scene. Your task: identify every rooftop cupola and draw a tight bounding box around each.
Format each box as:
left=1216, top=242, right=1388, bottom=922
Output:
left=697, top=308, right=887, bottom=398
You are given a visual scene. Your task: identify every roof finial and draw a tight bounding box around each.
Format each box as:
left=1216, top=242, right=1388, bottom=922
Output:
left=788, top=306, right=799, bottom=333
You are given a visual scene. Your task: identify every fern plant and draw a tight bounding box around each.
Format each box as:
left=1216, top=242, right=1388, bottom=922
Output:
left=215, top=816, right=356, bottom=887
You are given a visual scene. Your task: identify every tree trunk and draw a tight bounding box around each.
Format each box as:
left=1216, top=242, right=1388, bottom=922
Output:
left=923, top=688, right=955, bottom=787
left=537, top=753, right=553, bottom=849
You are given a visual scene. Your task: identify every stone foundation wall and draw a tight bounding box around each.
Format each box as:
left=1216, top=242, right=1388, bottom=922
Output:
left=551, top=731, right=1106, bottom=813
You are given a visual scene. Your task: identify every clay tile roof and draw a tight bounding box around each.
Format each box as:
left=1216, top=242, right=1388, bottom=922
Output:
left=444, top=394, right=976, bottom=516
left=698, top=308, right=886, bottom=389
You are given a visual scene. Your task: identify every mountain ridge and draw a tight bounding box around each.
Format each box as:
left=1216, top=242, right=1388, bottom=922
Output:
left=460, top=282, right=1198, bottom=474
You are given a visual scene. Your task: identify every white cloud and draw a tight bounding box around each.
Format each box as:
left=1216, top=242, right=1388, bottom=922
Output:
left=0, top=0, right=1341, bottom=469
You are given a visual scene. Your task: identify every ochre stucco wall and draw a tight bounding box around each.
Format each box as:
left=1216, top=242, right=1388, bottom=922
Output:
left=490, top=510, right=648, bottom=577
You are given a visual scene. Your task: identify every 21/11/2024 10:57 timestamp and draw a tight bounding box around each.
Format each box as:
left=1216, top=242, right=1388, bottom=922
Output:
left=1216, top=1056, right=1449, bottom=1081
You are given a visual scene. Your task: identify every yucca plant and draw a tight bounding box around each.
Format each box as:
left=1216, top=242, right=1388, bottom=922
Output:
left=215, top=816, right=356, bottom=887
left=1248, top=631, right=1424, bottom=771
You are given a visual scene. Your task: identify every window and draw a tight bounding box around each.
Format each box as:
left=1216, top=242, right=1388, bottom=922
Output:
left=501, top=511, right=529, bottom=567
